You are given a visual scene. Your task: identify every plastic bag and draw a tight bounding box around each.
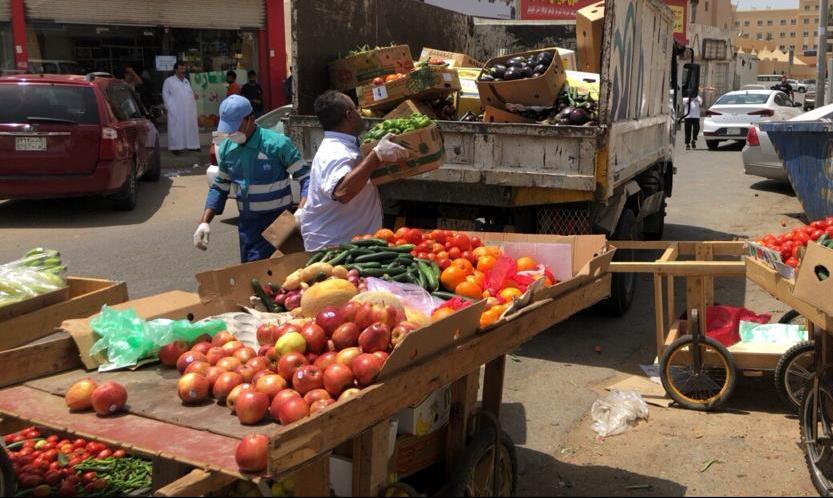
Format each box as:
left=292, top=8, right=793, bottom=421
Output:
left=739, top=321, right=808, bottom=344
left=0, top=249, right=67, bottom=309
left=90, top=306, right=226, bottom=371
left=366, top=278, right=445, bottom=318
left=590, top=390, right=649, bottom=437
left=706, top=306, right=771, bottom=348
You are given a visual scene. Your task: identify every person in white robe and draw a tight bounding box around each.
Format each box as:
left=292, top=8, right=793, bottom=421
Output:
left=162, top=61, right=200, bottom=154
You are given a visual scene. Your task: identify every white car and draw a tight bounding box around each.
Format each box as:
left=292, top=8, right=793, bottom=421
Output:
left=788, top=79, right=807, bottom=93
left=743, top=103, right=833, bottom=183
left=703, top=90, right=803, bottom=150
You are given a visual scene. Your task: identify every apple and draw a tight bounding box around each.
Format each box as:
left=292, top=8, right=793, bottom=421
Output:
left=323, top=363, right=354, bottom=397
left=255, top=374, right=288, bottom=400
left=236, top=390, right=270, bottom=425
left=222, top=341, right=245, bottom=355
left=213, top=372, right=244, bottom=400
left=205, top=366, right=226, bottom=387
left=276, top=332, right=307, bottom=356
left=234, top=347, right=257, bottom=364
left=276, top=397, right=309, bottom=425
left=270, top=389, right=302, bottom=420
left=192, top=334, right=212, bottom=345
left=236, top=433, right=268, bottom=473
left=351, top=354, right=382, bottom=387
left=206, top=347, right=229, bottom=366
left=301, top=323, right=327, bottom=354
left=353, top=303, right=376, bottom=330
left=303, top=389, right=332, bottom=405
left=177, top=351, right=208, bottom=374
left=246, top=356, right=271, bottom=373
left=251, top=369, right=275, bottom=385
left=338, top=388, right=361, bottom=402
left=159, top=341, right=189, bottom=367
left=216, top=357, right=242, bottom=372
left=277, top=352, right=308, bottom=381
left=292, top=365, right=324, bottom=396
left=257, top=323, right=280, bottom=346
left=358, top=323, right=391, bottom=354
left=373, top=351, right=389, bottom=365
left=391, top=321, right=420, bottom=347
left=212, top=331, right=235, bottom=347
left=370, top=304, right=400, bottom=329
left=190, top=341, right=213, bottom=356
left=65, top=379, right=97, bottom=411
left=336, top=347, right=361, bottom=367
left=178, top=373, right=210, bottom=404
left=265, top=347, right=279, bottom=365
left=90, top=381, right=128, bottom=416
left=332, top=323, right=360, bottom=350
left=339, top=301, right=361, bottom=323
left=226, top=383, right=253, bottom=412
left=236, top=366, right=257, bottom=383
left=314, top=352, right=339, bottom=371
left=257, top=345, right=271, bottom=357
left=316, top=306, right=345, bottom=337
left=310, top=399, right=336, bottom=415
left=184, top=361, right=211, bottom=377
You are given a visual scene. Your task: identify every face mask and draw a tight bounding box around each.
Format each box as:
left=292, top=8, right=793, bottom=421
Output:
left=211, top=131, right=228, bottom=145
left=228, top=132, right=247, bottom=145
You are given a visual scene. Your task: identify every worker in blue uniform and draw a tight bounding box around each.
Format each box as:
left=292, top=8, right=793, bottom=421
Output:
left=194, top=95, right=310, bottom=262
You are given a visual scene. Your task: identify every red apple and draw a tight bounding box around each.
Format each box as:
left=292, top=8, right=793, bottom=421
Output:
left=339, top=301, right=361, bottom=323
left=251, top=369, right=275, bottom=385
left=391, top=321, right=420, bottom=347
left=65, top=379, right=97, bottom=411
left=190, top=341, right=213, bottom=356
left=336, top=347, right=361, bottom=367
left=368, top=304, right=399, bottom=329
left=236, top=390, right=270, bottom=425
left=292, top=365, right=324, bottom=396
left=205, top=366, right=226, bottom=387
left=316, top=306, right=345, bottom=337
left=353, top=303, right=376, bottom=330
left=351, top=354, right=382, bottom=387
left=327, top=340, right=337, bottom=352
left=306, top=353, right=321, bottom=366
left=314, top=352, right=339, bottom=371
left=301, top=323, right=327, bottom=354
left=236, top=366, right=257, bottom=383
left=206, top=347, right=229, bottom=366
left=222, top=340, right=245, bottom=355
left=177, top=351, right=208, bottom=374
left=275, top=323, right=302, bottom=342
left=303, top=388, right=332, bottom=405
left=178, top=373, right=210, bottom=404
left=213, top=372, right=244, bottom=400
left=90, top=381, right=127, bottom=416
left=323, top=363, right=355, bottom=397
left=265, top=347, right=279, bottom=365
left=373, top=351, right=389, bottom=365
left=226, top=383, right=253, bottom=412
left=184, top=361, right=211, bottom=377
left=277, top=352, right=308, bottom=381
left=338, top=388, right=361, bottom=402
left=236, top=433, right=268, bottom=473
left=310, top=398, right=336, bottom=415
left=234, top=347, right=257, bottom=364
left=358, top=322, right=391, bottom=354
left=276, top=397, right=309, bottom=425
left=332, top=322, right=360, bottom=350
left=159, top=341, right=189, bottom=367
left=257, top=323, right=280, bottom=346
left=255, top=374, right=288, bottom=400
left=270, top=389, right=302, bottom=419
left=212, top=331, right=235, bottom=347
left=257, top=345, right=271, bottom=357
left=216, top=357, right=242, bottom=372
left=246, top=356, right=270, bottom=373
left=192, top=334, right=212, bottom=345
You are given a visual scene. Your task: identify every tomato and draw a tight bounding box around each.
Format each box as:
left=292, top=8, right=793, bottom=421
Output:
left=438, top=258, right=451, bottom=270
left=23, top=440, right=35, bottom=449
left=812, top=229, right=825, bottom=241
left=92, top=478, right=108, bottom=491
left=44, top=470, right=62, bottom=486
left=112, top=450, right=126, bottom=459
left=448, top=247, right=462, bottom=260
left=470, top=236, right=482, bottom=248
left=395, top=227, right=410, bottom=239
left=796, top=232, right=811, bottom=245
left=430, top=229, right=447, bottom=244
left=42, top=450, right=58, bottom=462
left=58, top=481, right=78, bottom=498
left=19, top=474, right=44, bottom=489
left=59, top=444, right=73, bottom=454
left=19, top=447, right=34, bottom=457
left=48, top=461, right=61, bottom=473
left=762, top=234, right=777, bottom=245
left=405, top=228, right=423, bottom=244
left=450, top=233, right=472, bottom=251
left=417, top=252, right=430, bottom=260
left=431, top=243, right=444, bottom=254
left=82, top=471, right=98, bottom=484
left=72, top=439, right=86, bottom=449
left=437, top=251, right=449, bottom=261
left=786, top=257, right=800, bottom=268
left=827, top=227, right=833, bottom=237
left=802, top=225, right=816, bottom=234
left=427, top=253, right=437, bottom=261
left=462, top=251, right=476, bottom=264
left=45, top=435, right=59, bottom=444
left=780, top=247, right=793, bottom=261
left=372, top=76, right=385, bottom=86
left=3, top=434, right=14, bottom=445
left=65, top=475, right=79, bottom=485
left=394, top=238, right=409, bottom=246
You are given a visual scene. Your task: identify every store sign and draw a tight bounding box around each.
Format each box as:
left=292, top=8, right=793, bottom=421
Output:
left=424, top=0, right=514, bottom=19
left=155, top=55, right=177, bottom=72
left=190, top=70, right=246, bottom=129
left=665, top=0, right=688, bottom=46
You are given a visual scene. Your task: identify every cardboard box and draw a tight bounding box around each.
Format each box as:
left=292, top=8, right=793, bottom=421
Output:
left=558, top=48, right=577, bottom=71
left=566, top=70, right=601, bottom=101
left=419, top=47, right=482, bottom=68
left=745, top=241, right=796, bottom=280
left=395, top=385, right=451, bottom=437
left=475, top=48, right=567, bottom=110
left=483, top=105, right=535, bottom=124
left=358, top=66, right=461, bottom=111
left=329, top=420, right=398, bottom=496
left=576, top=1, right=605, bottom=73
left=383, top=99, right=437, bottom=120
left=794, top=242, right=833, bottom=316
left=359, top=122, right=446, bottom=186
left=329, top=45, right=415, bottom=91
left=1, top=286, right=70, bottom=323
left=455, top=67, right=483, bottom=117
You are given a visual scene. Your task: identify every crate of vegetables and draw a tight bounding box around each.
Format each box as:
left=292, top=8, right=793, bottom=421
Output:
left=476, top=47, right=567, bottom=110
left=357, top=65, right=461, bottom=111
left=328, top=44, right=415, bottom=91
left=359, top=112, right=445, bottom=186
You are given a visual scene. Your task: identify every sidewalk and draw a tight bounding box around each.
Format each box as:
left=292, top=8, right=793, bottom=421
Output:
left=158, top=148, right=211, bottom=177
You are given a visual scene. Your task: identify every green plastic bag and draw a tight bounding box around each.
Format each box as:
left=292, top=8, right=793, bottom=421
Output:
left=739, top=320, right=808, bottom=345
left=90, top=306, right=226, bottom=371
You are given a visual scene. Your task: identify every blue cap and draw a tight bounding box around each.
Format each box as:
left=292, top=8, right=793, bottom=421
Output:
left=217, top=95, right=253, bottom=134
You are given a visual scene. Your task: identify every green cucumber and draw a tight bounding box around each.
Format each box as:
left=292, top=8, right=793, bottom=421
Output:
left=381, top=265, right=407, bottom=277
left=353, top=238, right=390, bottom=247
left=320, top=250, right=336, bottom=263
left=416, top=259, right=439, bottom=291
left=818, top=234, right=829, bottom=247
left=390, top=244, right=416, bottom=253
left=328, top=250, right=350, bottom=266
left=415, top=269, right=428, bottom=289
left=251, top=278, right=276, bottom=313
left=354, top=251, right=400, bottom=263
left=361, top=268, right=390, bottom=277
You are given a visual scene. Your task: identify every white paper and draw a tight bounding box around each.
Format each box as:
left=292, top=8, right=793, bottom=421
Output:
left=372, top=85, right=389, bottom=101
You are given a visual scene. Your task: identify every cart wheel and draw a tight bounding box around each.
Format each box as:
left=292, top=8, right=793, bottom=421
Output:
left=383, top=482, right=421, bottom=497
left=775, top=341, right=815, bottom=413
left=800, top=377, right=833, bottom=496
left=447, top=429, right=517, bottom=497
left=659, top=311, right=737, bottom=411
left=779, top=310, right=805, bottom=326
left=0, top=445, right=15, bottom=497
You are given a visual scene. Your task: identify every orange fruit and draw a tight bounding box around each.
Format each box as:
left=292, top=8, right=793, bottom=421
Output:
left=516, top=256, right=538, bottom=272
left=477, top=255, right=497, bottom=273
left=441, top=266, right=469, bottom=292
left=486, top=246, right=503, bottom=258
left=467, top=272, right=486, bottom=288
left=451, top=258, right=474, bottom=273
left=455, top=281, right=484, bottom=300
left=472, top=247, right=490, bottom=259
left=499, top=287, right=524, bottom=301
left=479, top=310, right=499, bottom=329
left=431, top=307, right=456, bottom=322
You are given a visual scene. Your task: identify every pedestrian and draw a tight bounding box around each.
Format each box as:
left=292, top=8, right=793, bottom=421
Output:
left=194, top=95, right=310, bottom=263
left=226, top=70, right=241, bottom=96
left=682, top=92, right=703, bottom=150
left=771, top=75, right=795, bottom=100
left=162, top=61, right=200, bottom=155
left=124, top=65, right=143, bottom=91
left=298, top=91, right=408, bottom=251
left=241, top=70, right=264, bottom=115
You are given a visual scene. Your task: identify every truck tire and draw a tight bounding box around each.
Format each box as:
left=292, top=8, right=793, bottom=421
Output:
left=597, top=209, right=640, bottom=316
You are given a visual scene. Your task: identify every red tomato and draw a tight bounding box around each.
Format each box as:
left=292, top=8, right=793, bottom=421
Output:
left=451, top=233, right=472, bottom=251
left=812, top=230, right=825, bottom=241
left=48, top=462, right=61, bottom=473
left=92, top=479, right=108, bottom=491
left=65, top=475, right=79, bottom=485
left=796, top=232, right=811, bottom=245
left=438, top=258, right=451, bottom=270
left=405, top=228, right=424, bottom=244
left=437, top=251, right=449, bottom=261
left=96, top=449, right=113, bottom=460
left=762, top=234, right=777, bottom=244
left=431, top=243, right=444, bottom=254
left=470, top=236, right=482, bottom=248
left=781, top=247, right=793, bottom=261
left=46, top=436, right=59, bottom=444
left=394, top=238, right=409, bottom=246
left=42, top=450, right=58, bottom=462
left=786, top=257, right=800, bottom=268
left=444, top=241, right=453, bottom=250
left=72, top=439, right=86, bottom=449
left=430, top=229, right=447, bottom=244
left=462, top=251, right=476, bottom=264
left=417, top=252, right=430, bottom=260
left=82, top=471, right=98, bottom=484
left=59, top=481, right=78, bottom=497
left=44, top=471, right=62, bottom=486
left=23, top=440, right=35, bottom=449
left=19, top=447, right=34, bottom=457
left=395, top=227, right=410, bottom=240
left=112, top=450, right=126, bottom=459
left=416, top=242, right=430, bottom=253
left=427, top=253, right=437, bottom=261
left=826, top=227, right=833, bottom=237
left=448, top=247, right=462, bottom=260
left=802, top=225, right=816, bottom=234
left=19, top=474, right=44, bottom=489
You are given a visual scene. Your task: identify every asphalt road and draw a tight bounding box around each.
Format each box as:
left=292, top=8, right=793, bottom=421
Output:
left=0, top=136, right=808, bottom=495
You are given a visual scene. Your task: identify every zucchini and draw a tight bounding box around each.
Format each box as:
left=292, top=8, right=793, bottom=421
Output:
left=353, top=238, right=390, bottom=247
left=354, top=251, right=400, bottom=263
left=251, top=278, right=276, bottom=313
left=305, top=251, right=326, bottom=266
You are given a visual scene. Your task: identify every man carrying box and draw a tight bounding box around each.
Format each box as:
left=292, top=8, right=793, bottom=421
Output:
left=298, top=91, right=408, bottom=251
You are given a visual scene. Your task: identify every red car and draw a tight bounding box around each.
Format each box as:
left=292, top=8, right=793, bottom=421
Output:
left=0, top=73, right=160, bottom=210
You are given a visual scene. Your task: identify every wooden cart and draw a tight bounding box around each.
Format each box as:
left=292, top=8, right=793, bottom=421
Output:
left=0, top=274, right=611, bottom=497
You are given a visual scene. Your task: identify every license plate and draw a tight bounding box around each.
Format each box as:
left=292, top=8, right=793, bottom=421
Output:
left=15, top=137, right=47, bottom=152
left=726, top=128, right=740, bottom=135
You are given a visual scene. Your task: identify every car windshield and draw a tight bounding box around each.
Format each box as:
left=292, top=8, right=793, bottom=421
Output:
left=0, top=84, right=99, bottom=125
left=715, top=93, right=770, bottom=105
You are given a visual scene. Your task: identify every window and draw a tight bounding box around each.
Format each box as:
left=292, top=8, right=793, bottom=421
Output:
left=715, top=93, right=770, bottom=105
left=792, top=19, right=797, bottom=25
left=780, top=45, right=785, bottom=51
left=705, top=1, right=709, bottom=11
left=805, top=18, right=811, bottom=24
left=736, top=21, right=740, bottom=27
left=744, top=20, right=750, bottom=26
left=106, top=83, right=142, bottom=121
left=774, top=93, right=793, bottom=107
left=791, top=32, right=796, bottom=37
left=805, top=31, right=810, bottom=37
left=758, top=20, right=763, bottom=26
left=803, top=44, right=809, bottom=50
left=781, top=19, right=787, bottom=25
left=805, top=4, right=811, bottom=10
left=0, top=85, right=100, bottom=125
left=758, top=33, right=764, bottom=40
left=780, top=32, right=786, bottom=38
left=767, top=20, right=774, bottom=25
left=703, top=39, right=728, bottom=60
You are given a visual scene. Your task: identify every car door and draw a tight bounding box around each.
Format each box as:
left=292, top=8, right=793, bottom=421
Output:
left=775, top=92, right=801, bottom=119
left=104, top=82, right=146, bottom=172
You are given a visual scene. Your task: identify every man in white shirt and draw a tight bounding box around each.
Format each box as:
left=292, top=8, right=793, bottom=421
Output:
left=299, top=91, right=408, bottom=251
left=682, top=93, right=703, bottom=150
left=162, top=61, right=200, bottom=154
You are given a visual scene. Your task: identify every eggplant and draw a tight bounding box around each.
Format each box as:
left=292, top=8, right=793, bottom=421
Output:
left=531, top=73, right=543, bottom=79
left=558, top=106, right=574, bottom=119
left=503, top=68, right=522, bottom=80
left=521, top=66, right=534, bottom=78
left=492, top=64, right=507, bottom=78
left=480, top=73, right=495, bottom=82
left=533, top=64, right=546, bottom=75
left=538, top=51, right=554, bottom=64
left=507, top=56, right=526, bottom=66
left=569, top=108, right=592, bottom=125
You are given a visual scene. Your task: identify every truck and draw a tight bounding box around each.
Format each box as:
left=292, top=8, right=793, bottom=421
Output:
left=287, top=0, right=698, bottom=315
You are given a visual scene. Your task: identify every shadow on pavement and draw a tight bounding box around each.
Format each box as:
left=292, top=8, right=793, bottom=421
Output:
left=704, top=140, right=746, bottom=152
left=0, top=177, right=173, bottom=228
left=663, top=223, right=746, bottom=241
left=750, top=179, right=795, bottom=196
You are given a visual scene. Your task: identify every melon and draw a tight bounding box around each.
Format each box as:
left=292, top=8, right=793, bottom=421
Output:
left=300, top=279, right=358, bottom=318
left=349, top=291, right=405, bottom=314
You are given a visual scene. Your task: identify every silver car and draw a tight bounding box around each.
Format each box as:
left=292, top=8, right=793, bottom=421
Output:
left=742, top=103, right=833, bottom=182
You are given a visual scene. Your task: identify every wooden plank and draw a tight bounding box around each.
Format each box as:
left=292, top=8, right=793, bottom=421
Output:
left=610, top=240, right=746, bottom=256
left=685, top=276, right=706, bottom=336
left=152, top=458, right=191, bottom=494
left=482, top=355, right=506, bottom=420
left=445, top=371, right=479, bottom=476
left=667, top=275, right=676, bottom=333
left=653, top=275, right=665, bottom=358
left=0, top=334, right=81, bottom=388
left=266, top=275, right=611, bottom=475
left=397, top=426, right=448, bottom=479
left=352, top=422, right=391, bottom=497
left=154, top=469, right=237, bottom=497
left=292, top=453, right=331, bottom=497
left=696, top=244, right=715, bottom=307
left=610, top=261, right=746, bottom=276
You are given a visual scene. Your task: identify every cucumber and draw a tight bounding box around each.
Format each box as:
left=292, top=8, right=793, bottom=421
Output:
left=416, top=260, right=438, bottom=292
left=355, top=262, right=382, bottom=269
left=361, top=268, right=391, bottom=277
left=353, top=238, right=390, bottom=247
left=354, top=251, right=400, bottom=263
left=305, top=251, right=326, bottom=266
left=381, top=265, right=407, bottom=277
left=251, top=278, right=276, bottom=313
left=819, top=234, right=830, bottom=247
left=390, top=244, right=416, bottom=253
left=328, top=250, right=350, bottom=266
left=392, top=273, right=412, bottom=283
left=415, top=269, right=428, bottom=289
left=320, top=250, right=336, bottom=263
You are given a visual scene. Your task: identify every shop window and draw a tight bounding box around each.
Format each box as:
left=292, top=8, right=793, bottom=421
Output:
left=757, top=33, right=764, bottom=40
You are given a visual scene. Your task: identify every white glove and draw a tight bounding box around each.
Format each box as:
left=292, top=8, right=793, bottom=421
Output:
left=194, top=223, right=210, bottom=251
left=373, top=133, right=410, bottom=162
left=293, top=207, right=305, bottom=228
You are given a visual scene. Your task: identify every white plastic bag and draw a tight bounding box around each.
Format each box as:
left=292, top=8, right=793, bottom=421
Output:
left=590, top=390, right=649, bottom=437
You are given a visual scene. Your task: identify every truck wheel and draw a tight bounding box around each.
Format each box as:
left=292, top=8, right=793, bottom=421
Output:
left=597, top=209, right=640, bottom=316
left=643, top=196, right=666, bottom=241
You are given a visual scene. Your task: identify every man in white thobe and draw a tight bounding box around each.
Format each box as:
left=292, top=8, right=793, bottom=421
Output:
left=162, top=61, right=200, bottom=154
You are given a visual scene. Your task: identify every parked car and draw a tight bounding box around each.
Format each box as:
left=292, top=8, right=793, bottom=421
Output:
left=703, top=90, right=803, bottom=150
left=741, top=84, right=767, bottom=90
left=0, top=73, right=160, bottom=210
left=742, top=103, right=833, bottom=183
left=804, top=88, right=816, bottom=111
left=206, top=105, right=301, bottom=202
left=788, top=79, right=807, bottom=93
left=27, top=60, right=85, bottom=75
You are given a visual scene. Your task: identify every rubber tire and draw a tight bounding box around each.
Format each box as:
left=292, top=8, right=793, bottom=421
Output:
left=659, top=334, right=737, bottom=411
left=114, top=161, right=138, bottom=211
left=779, top=309, right=803, bottom=325
left=800, top=377, right=833, bottom=497
left=0, top=447, right=15, bottom=497
left=643, top=198, right=666, bottom=241
left=447, top=429, right=518, bottom=497
left=706, top=140, right=720, bottom=151
left=775, top=341, right=815, bottom=414
left=142, top=138, right=162, bottom=182
left=597, top=209, right=640, bottom=316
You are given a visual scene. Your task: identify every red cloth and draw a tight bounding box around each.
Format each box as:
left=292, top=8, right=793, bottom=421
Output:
left=706, top=305, right=771, bottom=347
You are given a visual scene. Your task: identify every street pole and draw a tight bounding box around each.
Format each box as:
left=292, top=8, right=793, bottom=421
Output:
left=817, top=0, right=829, bottom=106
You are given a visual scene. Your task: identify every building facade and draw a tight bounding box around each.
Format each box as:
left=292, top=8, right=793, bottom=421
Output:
left=735, top=0, right=829, bottom=55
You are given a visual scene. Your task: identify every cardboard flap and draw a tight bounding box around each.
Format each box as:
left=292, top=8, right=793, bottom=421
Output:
left=196, top=253, right=310, bottom=306
left=261, top=210, right=299, bottom=254
left=794, top=242, right=833, bottom=317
